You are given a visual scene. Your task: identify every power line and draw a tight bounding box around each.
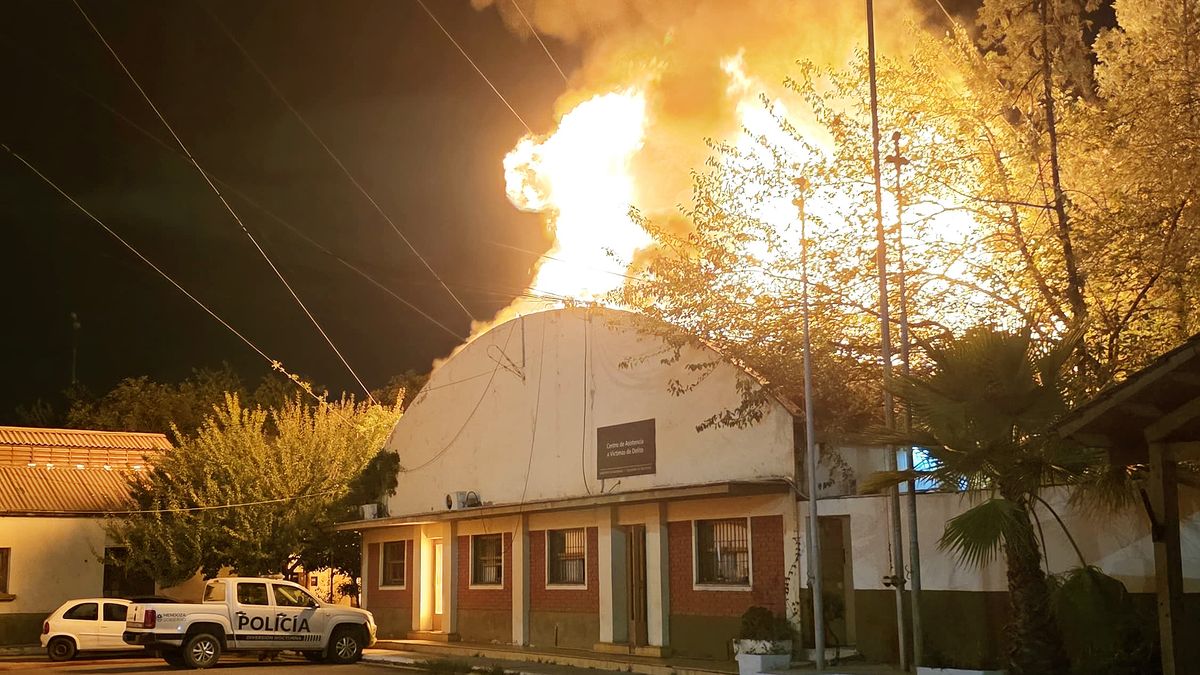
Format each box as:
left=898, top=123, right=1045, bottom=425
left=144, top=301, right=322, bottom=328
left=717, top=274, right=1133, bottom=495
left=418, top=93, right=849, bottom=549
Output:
left=73, top=0, right=376, bottom=404
left=510, top=0, right=569, bottom=85
left=2, top=36, right=467, bottom=343
left=0, top=143, right=324, bottom=408
left=198, top=2, right=477, bottom=324
left=414, top=0, right=534, bottom=135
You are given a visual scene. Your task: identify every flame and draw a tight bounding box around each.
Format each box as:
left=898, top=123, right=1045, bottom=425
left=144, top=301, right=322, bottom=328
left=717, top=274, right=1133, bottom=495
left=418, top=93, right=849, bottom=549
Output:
left=502, top=91, right=650, bottom=310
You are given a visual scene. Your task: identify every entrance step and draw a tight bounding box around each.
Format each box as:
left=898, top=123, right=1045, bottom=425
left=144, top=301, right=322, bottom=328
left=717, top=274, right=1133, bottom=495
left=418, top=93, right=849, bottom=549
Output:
left=374, top=639, right=735, bottom=675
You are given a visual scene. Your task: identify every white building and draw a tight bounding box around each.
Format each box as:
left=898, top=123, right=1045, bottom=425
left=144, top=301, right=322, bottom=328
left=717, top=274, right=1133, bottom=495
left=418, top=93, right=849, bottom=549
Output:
left=342, top=308, right=1200, bottom=668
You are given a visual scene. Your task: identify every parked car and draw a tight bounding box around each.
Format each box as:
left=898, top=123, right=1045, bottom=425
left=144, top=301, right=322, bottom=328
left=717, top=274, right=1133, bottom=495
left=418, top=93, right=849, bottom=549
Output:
left=41, top=598, right=134, bottom=661
left=124, top=577, right=376, bottom=669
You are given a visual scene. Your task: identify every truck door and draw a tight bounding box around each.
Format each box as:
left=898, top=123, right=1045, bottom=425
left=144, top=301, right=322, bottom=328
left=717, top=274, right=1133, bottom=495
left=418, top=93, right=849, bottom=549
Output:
left=231, top=581, right=275, bottom=649
left=270, top=582, right=326, bottom=650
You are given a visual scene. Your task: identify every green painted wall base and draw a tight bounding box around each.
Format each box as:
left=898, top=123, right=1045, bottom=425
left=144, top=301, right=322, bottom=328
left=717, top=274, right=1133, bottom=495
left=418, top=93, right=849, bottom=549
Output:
left=0, top=613, right=44, bottom=646
left=369, top=607, right=414, bottom=640
left=458, top=609, right=512, bottom=645
left=530, top=611, right=598, bottom=650
left=669, top=615, right=739, bottom=661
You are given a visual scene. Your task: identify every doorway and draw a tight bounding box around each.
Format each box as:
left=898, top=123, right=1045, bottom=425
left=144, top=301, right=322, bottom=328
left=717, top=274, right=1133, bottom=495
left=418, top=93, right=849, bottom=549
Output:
left=818, top=516, right=855, bottom=646
left=625, top=525, right=648, bottom=648
left=432, top=539, right=444, bottom=631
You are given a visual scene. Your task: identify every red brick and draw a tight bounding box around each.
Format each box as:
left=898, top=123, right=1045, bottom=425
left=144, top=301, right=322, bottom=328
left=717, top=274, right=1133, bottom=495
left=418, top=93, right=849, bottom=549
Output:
left=366, top=540, right=413, bottom=610
left=530, top=527, right=599, bottom=613
left=457, top=533, right=513, bottom=611
left=668, top=515, right=785, bottom=617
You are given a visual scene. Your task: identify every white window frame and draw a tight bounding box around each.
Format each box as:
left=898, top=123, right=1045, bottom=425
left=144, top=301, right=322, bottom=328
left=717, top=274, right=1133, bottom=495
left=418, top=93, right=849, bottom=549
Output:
left=379, top=540, right=407, bottom=590
left=469, top=533, right=505, bottom=589
left=544, top=528, right=588, bottom=589
left=691, top=517, right=753, bottom=591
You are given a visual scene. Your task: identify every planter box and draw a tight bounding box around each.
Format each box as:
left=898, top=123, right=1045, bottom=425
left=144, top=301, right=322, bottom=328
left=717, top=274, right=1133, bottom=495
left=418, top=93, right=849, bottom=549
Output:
left=733, top=639, right=792, bottom=675
left=916, top=662, right=1003, bottom=667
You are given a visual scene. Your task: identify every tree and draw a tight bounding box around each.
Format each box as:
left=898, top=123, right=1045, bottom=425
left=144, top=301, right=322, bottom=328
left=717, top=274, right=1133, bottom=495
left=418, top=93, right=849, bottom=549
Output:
left=107, top=393, right=402, bottom=587
left=862, top=327, right=1092, bottom=675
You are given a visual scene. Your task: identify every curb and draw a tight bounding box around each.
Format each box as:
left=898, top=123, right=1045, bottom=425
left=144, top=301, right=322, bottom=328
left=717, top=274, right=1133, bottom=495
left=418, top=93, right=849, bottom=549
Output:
left=0, top=647, right=40, bottom=658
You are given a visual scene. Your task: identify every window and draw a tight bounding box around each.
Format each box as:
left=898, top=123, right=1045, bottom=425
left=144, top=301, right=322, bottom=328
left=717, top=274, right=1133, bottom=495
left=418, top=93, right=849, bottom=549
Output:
left=236, top=582, right=269, bottom=606
left=63, top=602, right=98, bottom=621
left=204, top=580, right=226, bottom=603
left=309, top=575, right=318, bottom=589
left=695, top=518, right=750, bottom=586
left=547, top=529, right=586, bottom=586
left=382, top=541, right=406, bottom=587
left=471, top=534, right=503, bottom=586
left=103, top=603, right=128, bottom=622
left=0, top=548, right=8, bottom=594
left=273, top=584, right=317, bottom=608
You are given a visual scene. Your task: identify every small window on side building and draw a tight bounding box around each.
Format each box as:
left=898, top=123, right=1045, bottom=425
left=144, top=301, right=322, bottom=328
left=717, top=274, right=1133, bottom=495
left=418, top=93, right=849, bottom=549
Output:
left=0, top=548, right=9, bottom=594
left=382, top=541, right=406, bottom=586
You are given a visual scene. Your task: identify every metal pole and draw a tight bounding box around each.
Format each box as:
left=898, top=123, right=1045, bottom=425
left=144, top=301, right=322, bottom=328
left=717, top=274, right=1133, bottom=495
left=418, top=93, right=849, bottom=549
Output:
left=794, top=178, right=825, bottom=670
left=866, top=1, right=909, bottom=670
left=887, top=131, right=923, bottom=668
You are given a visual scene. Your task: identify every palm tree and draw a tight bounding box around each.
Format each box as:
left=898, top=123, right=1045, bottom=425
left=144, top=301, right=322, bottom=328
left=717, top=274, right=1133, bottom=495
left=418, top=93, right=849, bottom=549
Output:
left=864, top=326, right=1093, bottom=675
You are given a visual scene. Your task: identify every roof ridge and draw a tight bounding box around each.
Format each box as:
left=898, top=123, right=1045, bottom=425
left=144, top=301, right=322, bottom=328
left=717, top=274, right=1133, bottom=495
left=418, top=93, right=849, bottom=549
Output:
left=0, top=425, right=170, bottom=439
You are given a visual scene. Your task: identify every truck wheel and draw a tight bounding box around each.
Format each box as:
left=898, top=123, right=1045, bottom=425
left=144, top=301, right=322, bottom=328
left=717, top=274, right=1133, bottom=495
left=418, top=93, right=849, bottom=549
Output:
left=47, top=636, right=77, bottom=661
left=327, top=626, right=364, bottom=664
left=182, top=632, right=221, bottom=669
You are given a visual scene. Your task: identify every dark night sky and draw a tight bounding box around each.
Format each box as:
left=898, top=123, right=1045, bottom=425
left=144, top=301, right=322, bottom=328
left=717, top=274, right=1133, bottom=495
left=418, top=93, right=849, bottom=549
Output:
left=0, top=0, right=575, bottom=418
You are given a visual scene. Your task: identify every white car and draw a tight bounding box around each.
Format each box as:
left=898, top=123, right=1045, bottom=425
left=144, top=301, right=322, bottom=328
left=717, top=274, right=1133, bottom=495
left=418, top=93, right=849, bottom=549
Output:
left=41, top=598, right=134, bottom=661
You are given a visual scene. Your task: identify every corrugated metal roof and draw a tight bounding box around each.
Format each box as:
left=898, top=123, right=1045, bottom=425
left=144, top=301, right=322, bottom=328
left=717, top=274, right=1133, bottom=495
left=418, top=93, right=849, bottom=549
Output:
left=0, top=466, right=138, bottom=514
left=0, top=425, right=170, bottom=469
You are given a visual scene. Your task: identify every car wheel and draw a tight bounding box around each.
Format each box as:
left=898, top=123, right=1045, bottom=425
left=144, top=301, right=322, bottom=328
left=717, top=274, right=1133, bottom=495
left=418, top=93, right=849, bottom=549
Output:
left=327, top=626, right=364, bottom=664
left=46, top=636, right=77, bottom=662
left=162, top=648, right=186, bottom=668
left=182, top=632, right=221, bottom=669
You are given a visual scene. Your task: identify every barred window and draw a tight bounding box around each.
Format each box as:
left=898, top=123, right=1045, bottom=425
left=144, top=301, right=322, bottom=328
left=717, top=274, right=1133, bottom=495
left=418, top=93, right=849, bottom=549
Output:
left=0, top=548, right=9, bottom=594
left=472, top=534, right=503, bottom=586
left=382, top=541, right=406, bottom=586
left=695, top=518, right=750, bottom=586
left=547, top=529, right=586, bottom=586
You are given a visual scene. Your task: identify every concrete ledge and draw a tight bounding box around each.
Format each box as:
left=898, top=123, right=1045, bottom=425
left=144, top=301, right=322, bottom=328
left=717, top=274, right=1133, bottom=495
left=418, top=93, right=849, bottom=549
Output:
left=407, top=632, right=461, bottom=642
left=593, top=642, right=672, bottom=657
left=0, top=644, right=41, bottom=657
left=376, top=639, right=733, bottom=675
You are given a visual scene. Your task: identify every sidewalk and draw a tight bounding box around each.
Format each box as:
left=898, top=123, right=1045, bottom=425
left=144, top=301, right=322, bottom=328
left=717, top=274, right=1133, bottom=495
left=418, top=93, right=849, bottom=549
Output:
left=363, top=641, right=906, bottom=675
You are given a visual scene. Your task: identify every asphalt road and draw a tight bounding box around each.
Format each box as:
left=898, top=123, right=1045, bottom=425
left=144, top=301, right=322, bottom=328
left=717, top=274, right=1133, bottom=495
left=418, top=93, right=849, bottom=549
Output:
left=0, top=652, right=399, bottom=673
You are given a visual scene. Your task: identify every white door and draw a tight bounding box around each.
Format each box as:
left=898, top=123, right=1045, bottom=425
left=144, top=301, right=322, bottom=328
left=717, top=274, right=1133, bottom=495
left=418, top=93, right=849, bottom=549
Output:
left=98, top=602, right=129, bottom=649
left=60, top=601, right=100, bottom=650
left=270, top=582, right=327, bottom=650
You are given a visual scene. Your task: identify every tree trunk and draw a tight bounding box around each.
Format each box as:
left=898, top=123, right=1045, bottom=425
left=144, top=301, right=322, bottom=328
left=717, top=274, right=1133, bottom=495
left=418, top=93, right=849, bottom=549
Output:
left=1002, top=500, right=1070, bottom=675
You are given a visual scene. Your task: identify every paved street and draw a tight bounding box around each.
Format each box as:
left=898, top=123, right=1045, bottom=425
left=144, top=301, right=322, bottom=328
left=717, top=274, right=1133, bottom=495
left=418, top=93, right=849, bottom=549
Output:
left=0, top=652, right=399, bottom=673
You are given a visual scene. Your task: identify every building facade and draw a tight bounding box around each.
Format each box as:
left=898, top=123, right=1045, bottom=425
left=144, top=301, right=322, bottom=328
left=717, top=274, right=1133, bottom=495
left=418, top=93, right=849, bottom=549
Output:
left=344, top=308, right=1200, bottom=667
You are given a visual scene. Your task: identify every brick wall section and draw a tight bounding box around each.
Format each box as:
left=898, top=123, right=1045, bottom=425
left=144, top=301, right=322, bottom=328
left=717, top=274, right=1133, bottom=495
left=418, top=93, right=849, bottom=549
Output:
left=457, top=533, right=513, bottom=611
left=529, top=527, right=599, bottom=613
left=668, top=515, right=785, bottom=617
left=366, top=540, right=413, bottom=609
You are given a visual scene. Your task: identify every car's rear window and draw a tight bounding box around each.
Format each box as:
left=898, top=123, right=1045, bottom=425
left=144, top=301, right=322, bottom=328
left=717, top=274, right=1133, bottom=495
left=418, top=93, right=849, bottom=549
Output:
left=103, top=603, right=127, bottom=621
left=203, top=580, right=226, bottom=603
left=63, top=602, right=98, bottom=621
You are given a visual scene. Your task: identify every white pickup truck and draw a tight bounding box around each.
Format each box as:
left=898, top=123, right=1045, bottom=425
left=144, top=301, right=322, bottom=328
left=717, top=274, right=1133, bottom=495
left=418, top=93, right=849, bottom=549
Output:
left=123, top=576, right=377, bottom=669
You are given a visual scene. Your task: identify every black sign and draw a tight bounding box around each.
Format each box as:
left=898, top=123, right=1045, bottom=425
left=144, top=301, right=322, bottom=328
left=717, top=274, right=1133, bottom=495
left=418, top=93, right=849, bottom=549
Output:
left=597, top=419, right=656, bottom=479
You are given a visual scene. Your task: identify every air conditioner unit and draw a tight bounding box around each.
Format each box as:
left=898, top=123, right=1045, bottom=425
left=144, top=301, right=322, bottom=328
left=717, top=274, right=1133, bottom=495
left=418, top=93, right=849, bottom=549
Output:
left=445, top=491, right=482, bottom=511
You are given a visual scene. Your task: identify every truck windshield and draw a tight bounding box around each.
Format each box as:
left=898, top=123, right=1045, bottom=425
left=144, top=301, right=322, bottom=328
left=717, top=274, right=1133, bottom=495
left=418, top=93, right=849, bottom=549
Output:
left=203, top=580, right=226, bottom=603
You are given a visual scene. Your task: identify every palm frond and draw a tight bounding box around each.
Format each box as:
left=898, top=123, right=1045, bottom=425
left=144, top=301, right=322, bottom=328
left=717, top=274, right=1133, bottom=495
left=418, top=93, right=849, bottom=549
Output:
left=938, top=497, right=1036, bottom=568
left=858, top=469, right=926, bottom=495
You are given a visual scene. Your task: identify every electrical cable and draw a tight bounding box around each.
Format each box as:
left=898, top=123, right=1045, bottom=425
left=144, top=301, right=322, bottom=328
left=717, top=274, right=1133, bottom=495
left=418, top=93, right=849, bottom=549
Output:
left=414, top=0, right=534, bottom=135
left=73, top=0, right=377, bottom=404
left=510, top=0, right=569, bottom=85
left=198, top=2, right=477, bottom=324
left=0, top=143, right=326, bottom=409
left=518, top=316, right=547, bottom=503
left=400, top=319, right=520, bottom=473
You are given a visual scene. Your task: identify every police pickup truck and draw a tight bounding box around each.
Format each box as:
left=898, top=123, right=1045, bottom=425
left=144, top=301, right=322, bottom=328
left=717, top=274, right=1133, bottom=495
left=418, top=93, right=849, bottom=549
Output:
left=123, top=576, right=377, bottom=669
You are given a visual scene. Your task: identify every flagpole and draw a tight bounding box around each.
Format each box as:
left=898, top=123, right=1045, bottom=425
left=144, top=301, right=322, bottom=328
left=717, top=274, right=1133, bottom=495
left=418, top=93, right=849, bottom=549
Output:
left=866, top=0, right=909, bottom=670
left=794, top=177, right=825, bottom=670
